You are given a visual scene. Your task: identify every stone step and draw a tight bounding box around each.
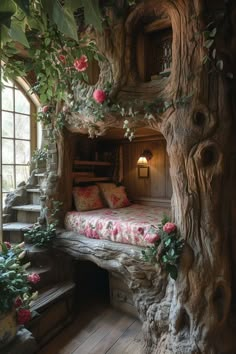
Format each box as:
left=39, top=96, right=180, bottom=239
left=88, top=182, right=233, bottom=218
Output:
left=12, top=204, right=41, bottom=212
left=3, top=222, right=33, bottom=243
left=26, top=189, right=41, bottom=204
left=27, top=281, right=75, bottom=346
left=12, top=204, right=41, bottom=223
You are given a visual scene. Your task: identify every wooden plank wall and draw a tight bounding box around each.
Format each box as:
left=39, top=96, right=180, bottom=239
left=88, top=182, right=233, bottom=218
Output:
left=122, top=137, right=172, bottom=203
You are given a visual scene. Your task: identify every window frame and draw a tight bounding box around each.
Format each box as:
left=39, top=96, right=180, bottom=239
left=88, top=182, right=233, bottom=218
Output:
left=1, top=77, right=38, bottom=210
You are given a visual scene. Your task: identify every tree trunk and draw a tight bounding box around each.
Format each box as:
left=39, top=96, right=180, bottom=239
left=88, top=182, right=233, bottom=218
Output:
left=59, top=0, right=236, bottom=352
left=150, top=0, right=236, bottom=353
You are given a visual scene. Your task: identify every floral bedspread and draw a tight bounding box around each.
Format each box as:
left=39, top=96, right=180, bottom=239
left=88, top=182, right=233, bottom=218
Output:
left=64, top=204, right=170, bottom=247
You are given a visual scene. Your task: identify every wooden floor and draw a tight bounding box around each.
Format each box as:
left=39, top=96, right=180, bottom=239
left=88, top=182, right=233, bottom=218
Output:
left=37, top=301, right=143, bottom=354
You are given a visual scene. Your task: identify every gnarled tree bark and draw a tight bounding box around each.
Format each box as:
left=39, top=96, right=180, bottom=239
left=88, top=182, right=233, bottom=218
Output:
left=57, top=0, right=236, bottom=353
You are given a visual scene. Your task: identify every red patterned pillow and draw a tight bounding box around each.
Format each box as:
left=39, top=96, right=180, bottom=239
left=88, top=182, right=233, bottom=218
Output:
left=103, top=186, right=131, bottom=209
left=73, top=185, right=104, bottom=211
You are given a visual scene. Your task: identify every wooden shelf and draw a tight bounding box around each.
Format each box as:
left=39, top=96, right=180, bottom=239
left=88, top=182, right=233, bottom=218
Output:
left=72, top=174, right=111, bottom=182
left=73, top=160, right=112, bottom=166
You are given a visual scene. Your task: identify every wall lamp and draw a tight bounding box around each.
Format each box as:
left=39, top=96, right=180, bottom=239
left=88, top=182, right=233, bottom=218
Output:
left=137, top=149, right=153, bottom=178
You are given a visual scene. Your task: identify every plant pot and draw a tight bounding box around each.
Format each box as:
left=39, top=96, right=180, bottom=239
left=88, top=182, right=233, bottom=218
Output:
left=0, top=310, right=17, bottom=349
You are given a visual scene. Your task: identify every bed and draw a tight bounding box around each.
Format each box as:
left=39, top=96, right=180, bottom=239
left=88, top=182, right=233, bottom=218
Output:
left=65, top=203, right=170, bottom=247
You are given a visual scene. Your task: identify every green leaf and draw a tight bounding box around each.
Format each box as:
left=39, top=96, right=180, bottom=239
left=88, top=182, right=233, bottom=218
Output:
left=204, top=39, right=214, bottom=49
left=0, top=0, right=16, bottom=28
left=41, top=0, right=78, bottom=41
left=166, top=264, right=178, bottom=280
left=216, top=60, right=223, bottom=71
left=81, top=0, right=103, bottom=32
left=14, top=0, right=30, bottom=16
left=9, top=21, right=29, bottom=48
left=64, top=0, right=83, bottom=12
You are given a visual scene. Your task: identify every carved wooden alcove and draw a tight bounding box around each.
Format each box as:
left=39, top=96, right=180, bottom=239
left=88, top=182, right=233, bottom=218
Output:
left=53, top=1, right=236, bottom=353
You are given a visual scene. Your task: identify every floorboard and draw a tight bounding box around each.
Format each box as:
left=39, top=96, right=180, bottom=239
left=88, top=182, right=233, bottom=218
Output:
left=37, top=301, right=142, bottom=354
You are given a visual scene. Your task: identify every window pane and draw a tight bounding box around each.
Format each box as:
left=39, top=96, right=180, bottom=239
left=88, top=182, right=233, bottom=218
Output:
left=16, top=165, right=30, bottom=186
left=15, top=140, right=30, bottom=164
left=15, top=114, right=30, bottom=139
left=15, top=90, right=30, bottom=114
left=2, top=165, right=14, bottom=192
left=2, top=138, right=14, bottom=163
left=2, top=87, right=14, bottom=111
left=2, top=111, right=14, bottom=138
left=2, top=77, right=13, bottom=87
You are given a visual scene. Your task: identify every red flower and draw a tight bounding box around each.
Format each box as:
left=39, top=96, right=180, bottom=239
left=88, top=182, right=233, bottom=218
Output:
left=144, top=233, right=160, bottom=244
left=42, top=105, right=49, bottom=113
left=27, top=273, right=40, bottom=284
left=93, top=89, right=106, bottom=104
left=14, top=297, right=23, bottom=308
left=73, top=55, right=88, bottom=72
left=17, top=308, right=31, bottom=325
left=4, top=241, right=11, bottom=249
left=59, top=55, right=66, bottom=64
left=163, top=222, right=177, bottom=234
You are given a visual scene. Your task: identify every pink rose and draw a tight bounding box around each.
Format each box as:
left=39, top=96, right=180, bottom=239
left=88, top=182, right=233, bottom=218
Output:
left=144, top=233, right=160, bottom=244
left=163, top=222, right=177, bottom=234
left=59, top=55, right=66, bottom=64
left=138, top=227, right=144, bottom=235
left=93, top=89, right=106, bottom=104
left=17, top=308, right=31, bottom=325
left=27, top=273, right=40, bottom=284
left=73, top=55, right=88, bottom=72
left=4, top=241, right=11, bottom=249
left=14, top=297, right=23, bottom=308
left=42, top=105, right=49, bottom=113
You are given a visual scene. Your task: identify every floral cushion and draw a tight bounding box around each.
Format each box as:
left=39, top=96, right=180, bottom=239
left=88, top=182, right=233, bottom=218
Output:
left=73, top=185, right=104, bottom=211
left=103, top=186, right=131, bottom=209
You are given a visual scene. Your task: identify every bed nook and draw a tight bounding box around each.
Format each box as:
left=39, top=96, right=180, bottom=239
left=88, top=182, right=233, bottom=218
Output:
left=2, top=1, right=236, bottom=353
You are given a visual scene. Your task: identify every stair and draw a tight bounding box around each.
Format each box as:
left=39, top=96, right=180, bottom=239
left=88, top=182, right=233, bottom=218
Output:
left=12, top=204, right=41, bottom=223
left=3, top=222, right=33, bottom=243
left=27, top=188, right=41, bottom=204
left=3, top=168, right=76, bottom=347
left=27, top=281, right=75, bottom=347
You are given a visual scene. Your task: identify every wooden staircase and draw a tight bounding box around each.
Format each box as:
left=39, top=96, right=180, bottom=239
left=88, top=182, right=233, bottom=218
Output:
left=2, top=172, right=76, bottom=349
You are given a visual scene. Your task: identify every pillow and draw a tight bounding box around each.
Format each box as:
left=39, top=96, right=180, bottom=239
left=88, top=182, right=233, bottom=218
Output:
left=96, top=182, right=117, bottom=206
left=96, top=182, right=116, bottom=194
left=73, top=185, right=105, bottom=211
left=102, top=186, right=131, bottom=209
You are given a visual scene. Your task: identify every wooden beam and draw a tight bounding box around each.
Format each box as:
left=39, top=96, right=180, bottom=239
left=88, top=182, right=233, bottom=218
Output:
left=144, top=18, right=171, bottom=33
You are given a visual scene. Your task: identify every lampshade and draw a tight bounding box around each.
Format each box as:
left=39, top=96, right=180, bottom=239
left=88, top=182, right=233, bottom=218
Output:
left=137, top=156, right=148, bottom=165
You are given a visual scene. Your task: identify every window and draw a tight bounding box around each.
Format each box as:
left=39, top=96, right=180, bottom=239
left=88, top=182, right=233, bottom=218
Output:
left=1, top=78, right=37, bottom=207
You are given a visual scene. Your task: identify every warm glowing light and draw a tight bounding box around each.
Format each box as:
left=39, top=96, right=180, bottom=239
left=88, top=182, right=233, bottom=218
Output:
left=137, top=156, right=148, bottom=165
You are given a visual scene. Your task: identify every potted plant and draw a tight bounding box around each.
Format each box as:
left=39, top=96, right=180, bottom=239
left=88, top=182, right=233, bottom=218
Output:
left=0, top=242, right=40, bottom=348
left=31, top=148, right=48, bottom=173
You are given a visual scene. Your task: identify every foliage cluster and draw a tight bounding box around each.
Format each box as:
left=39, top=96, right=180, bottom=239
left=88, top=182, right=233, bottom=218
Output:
left=25, top=199, right=62, bottom=247
left=0, top=242, right=39, bottom=324
left=142, top=216, right=184, bottom=280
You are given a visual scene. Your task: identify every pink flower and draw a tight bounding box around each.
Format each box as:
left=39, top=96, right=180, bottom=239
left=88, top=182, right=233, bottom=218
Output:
left=138, top=227, right=144, bottom=235
left=27, top=273, right=40, bottom=284
left=14, top=297, right=23, bottom=308
left=145, top=233, right=160, bottom=244
left=42, top=105, right=49, bottom=113
left=4, top=241, right=11, bottom=249
left=163, top=222, right=177, bottom=234
left=93, top=89, right=106, bottom=104
left=73, top=55, right=88, bottom=72
left=17, top=308, right=31, bottom=325
left=59, top=55, right=66, bottom=64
